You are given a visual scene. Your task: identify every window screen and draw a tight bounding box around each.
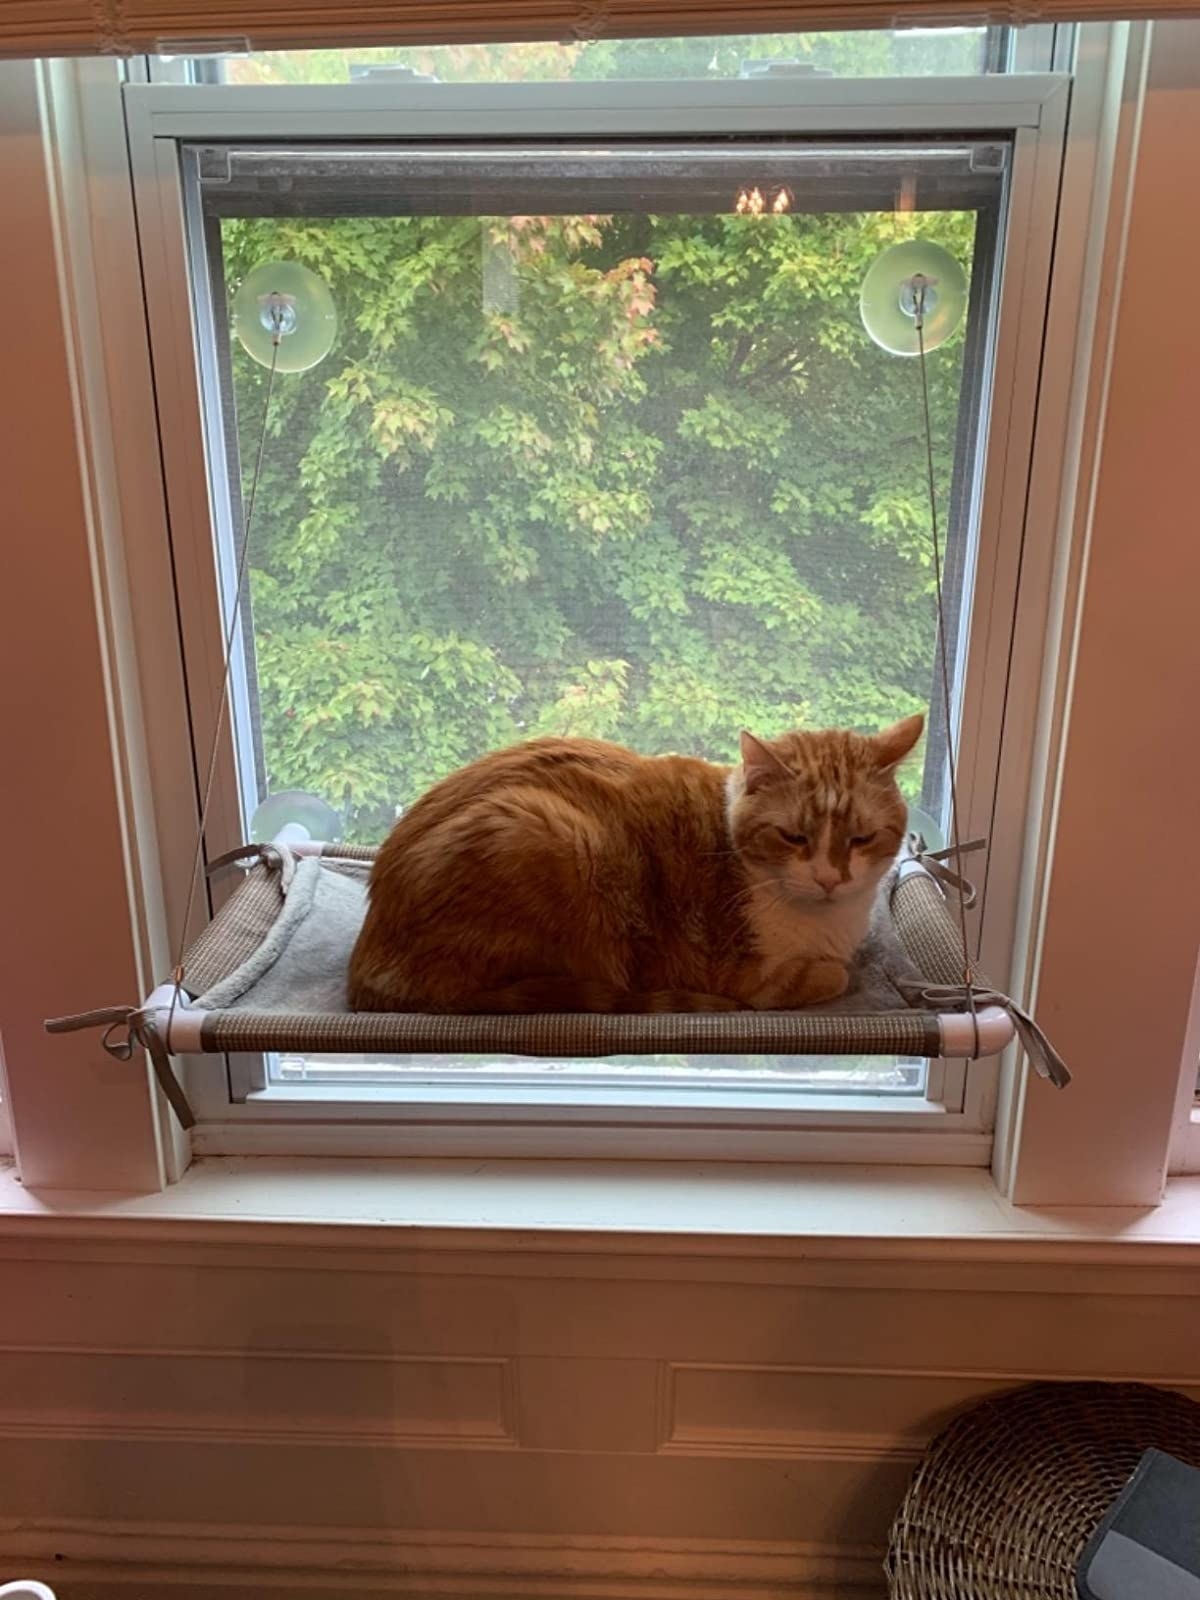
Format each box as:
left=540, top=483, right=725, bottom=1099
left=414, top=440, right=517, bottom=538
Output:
left=185, top=138, right=1005, bottom=1095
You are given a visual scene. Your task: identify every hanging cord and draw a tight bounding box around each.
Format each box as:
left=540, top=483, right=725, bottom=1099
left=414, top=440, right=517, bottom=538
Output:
left=166, top=313, right=285, bottom=1046
left=911, top=277, right=979, bottom=1055
left=902, top=279, right=1068, bottom=1087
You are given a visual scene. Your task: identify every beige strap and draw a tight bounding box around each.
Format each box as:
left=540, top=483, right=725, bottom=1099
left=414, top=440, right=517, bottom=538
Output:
left=204, top=841, right=273, bottom=876
left=44, top=1005, right=197, bottom=1128
left=909, top=833, right=986, bottom=910
left=900, top=980, right=1071, bottom=1089
left=205, top=840, right=297, bottom=893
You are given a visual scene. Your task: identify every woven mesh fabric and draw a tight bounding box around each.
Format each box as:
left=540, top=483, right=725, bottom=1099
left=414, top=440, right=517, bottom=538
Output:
left=320, top=842, right=377, bottom=862
left=890, top=871, right=971, bottom=987
left=887, top=1382, right=1200, bottom=1599
left=182, top=846, right=372, bottom=993
left=201, top=1005, right=942, bottom=1056
left=180, top=865, right=284, bottom=997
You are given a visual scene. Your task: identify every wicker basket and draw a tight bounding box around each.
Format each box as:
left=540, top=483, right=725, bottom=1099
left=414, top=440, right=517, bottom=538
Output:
left=887, top=1381, right=1200, bottom=1598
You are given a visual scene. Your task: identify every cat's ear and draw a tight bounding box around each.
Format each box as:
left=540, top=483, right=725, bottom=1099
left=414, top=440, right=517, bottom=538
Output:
left=739, top=730, right=792, bottom=795
left=872, top=713, right=925, bottom=773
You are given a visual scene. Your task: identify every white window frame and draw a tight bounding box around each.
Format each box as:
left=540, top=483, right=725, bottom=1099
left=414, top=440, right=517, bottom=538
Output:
left=113, top=66, right=1069, bottom=1161
left=1169, top=956, right=1200, bottom=1174
left=9, top=21, right=1199, bottom=1197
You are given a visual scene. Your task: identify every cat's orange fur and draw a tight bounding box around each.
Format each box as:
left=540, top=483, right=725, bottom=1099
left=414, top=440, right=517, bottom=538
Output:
left=347, top=716, right=923, bottom=1014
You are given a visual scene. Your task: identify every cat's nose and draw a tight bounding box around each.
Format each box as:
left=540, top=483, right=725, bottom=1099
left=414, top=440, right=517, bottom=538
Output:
left=813, top=867, right=841, bottom=896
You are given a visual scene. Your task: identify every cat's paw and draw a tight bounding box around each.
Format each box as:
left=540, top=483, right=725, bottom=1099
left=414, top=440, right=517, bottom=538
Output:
left=754, top=957, right=850, bottom=1008
left=793, top=958, right=850, bottom=1006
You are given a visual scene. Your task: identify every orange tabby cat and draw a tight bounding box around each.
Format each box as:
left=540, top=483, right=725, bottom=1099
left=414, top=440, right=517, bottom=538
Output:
left=347, top=716, right=923, bottom=1014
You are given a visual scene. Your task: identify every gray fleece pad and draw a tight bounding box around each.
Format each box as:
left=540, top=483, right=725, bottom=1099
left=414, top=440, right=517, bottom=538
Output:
left=195, top=856, right=927, bottom=1017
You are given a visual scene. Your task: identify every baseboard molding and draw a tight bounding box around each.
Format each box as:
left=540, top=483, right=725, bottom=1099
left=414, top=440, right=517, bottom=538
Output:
left=0, top=1521, right=887, bottom=1598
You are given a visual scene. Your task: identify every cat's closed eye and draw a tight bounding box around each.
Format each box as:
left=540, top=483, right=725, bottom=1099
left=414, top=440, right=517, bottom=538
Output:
left=778, top=829, right=809, bottom=847
left=850, top=833, right=877, bottom=848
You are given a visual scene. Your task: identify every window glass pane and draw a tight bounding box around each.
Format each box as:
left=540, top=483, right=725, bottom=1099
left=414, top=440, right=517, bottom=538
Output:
left=161, top=27, right=1005, bottom=86
left=271, top=1052, right=926, bottom=1092
left=189, top=141, right=1004, bottom=1097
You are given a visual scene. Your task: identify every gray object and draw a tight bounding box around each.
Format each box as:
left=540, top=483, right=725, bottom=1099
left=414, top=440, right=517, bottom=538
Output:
left=1077, top=1449, right=1200, bottom=1600
left=739, top=58, right=834, bottom=77
left=349, top=63, right=438, bottom=84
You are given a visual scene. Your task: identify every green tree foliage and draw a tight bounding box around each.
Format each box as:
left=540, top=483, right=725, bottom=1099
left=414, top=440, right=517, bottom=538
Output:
left=224, top=49, right=976, bottom=843
left=233, top=27, right=985, bottom=86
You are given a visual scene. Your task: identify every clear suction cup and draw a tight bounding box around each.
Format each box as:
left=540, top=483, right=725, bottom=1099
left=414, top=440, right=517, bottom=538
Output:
left=860, top=240, right=967, bottom=358
left=250, top=790, right=343, bottom=845
left=231, top=261, right=338, bottom=373
left=905, top=803, right=945, bottom=854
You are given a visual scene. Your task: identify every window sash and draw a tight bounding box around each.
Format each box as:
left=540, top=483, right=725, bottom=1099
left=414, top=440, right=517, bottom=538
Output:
left=122, top=71, right=1069, bottom=1152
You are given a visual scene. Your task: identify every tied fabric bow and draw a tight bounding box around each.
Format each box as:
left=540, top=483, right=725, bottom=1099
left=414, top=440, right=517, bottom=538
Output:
left=44, top=1004, right=197, bottom=1128
left=907, top=833, right=984, bottom=908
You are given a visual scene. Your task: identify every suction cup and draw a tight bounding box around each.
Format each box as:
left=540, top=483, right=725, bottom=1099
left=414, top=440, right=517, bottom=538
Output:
left=231, top=261, right=338, bottom=373
left=860, top=240, right=967, bottom=358
left=905, top=804, right=945, bottom=855
left=250, top=789, right=343, bottom=845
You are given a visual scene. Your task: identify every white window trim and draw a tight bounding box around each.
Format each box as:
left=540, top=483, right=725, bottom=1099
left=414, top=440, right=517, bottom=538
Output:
left=5, top=1153, right=1200, bottom=1257
left=992, top=19, right=1200, bottom=1205
left=5, top=21, right=1200, bottom=1202
left=1170, top=1106, right=1200, bottom=1179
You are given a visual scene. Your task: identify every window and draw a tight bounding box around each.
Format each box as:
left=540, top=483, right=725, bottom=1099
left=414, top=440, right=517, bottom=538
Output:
left=124, top=54, right=1070, bottom=1153
left=150, top=24, right=1051, bottom=87
left=11, top=25, right=1197, bottom=1201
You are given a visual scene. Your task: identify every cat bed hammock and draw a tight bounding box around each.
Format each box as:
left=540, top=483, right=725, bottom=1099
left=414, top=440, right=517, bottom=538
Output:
left=45, top=837, right=1068, bottom=1130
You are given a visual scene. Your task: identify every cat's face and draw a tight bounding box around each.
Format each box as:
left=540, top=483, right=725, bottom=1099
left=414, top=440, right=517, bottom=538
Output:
left=727, top=716, right=923, bottom=905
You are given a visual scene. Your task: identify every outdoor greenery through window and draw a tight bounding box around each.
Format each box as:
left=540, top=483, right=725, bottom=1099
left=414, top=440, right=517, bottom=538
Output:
left=188, top=129, right=1005, bottom=1096
left=162, top=27, right=1003, bottom=86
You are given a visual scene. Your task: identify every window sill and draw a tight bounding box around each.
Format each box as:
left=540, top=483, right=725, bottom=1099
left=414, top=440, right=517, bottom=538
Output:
left=2, top=1156, right=1200, bottom=1263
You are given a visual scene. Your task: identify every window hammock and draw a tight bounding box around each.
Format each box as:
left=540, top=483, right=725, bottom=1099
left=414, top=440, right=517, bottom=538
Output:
left=43, top=236, right=1071, bottom=1129
left=46, top=835, right=1067, bottom=1131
